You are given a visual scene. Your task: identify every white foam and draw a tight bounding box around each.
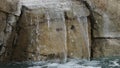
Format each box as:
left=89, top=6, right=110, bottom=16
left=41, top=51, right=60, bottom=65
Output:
left=28, top=66, right=42, bottom=68
left=27, top=59, right=101, bottom=68
left=109, top=59, right=120, bottom=67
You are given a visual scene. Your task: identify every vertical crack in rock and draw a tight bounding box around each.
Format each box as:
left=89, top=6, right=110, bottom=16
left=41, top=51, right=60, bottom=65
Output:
left=10, top=6, right=31, bottom=61
left=0, top=4, right=27, bottom=62
left=0, top=13, right=18, bottom=62
left=10, top=7, right=25, bottom=61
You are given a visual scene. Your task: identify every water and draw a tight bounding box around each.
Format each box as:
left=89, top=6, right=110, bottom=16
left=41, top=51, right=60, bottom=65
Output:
left=46, top=10, right=67, bottom=62
left=103, top=13, right=111, bottom=37
left=0, top=57, right=120, bottom=68
left=21, top=0, right=91, bottom=61
left=21, top=0, right=72, bottom=10
left=62, top=11, right=68, bottom=63
left=77, top=16, right=90, bottom=60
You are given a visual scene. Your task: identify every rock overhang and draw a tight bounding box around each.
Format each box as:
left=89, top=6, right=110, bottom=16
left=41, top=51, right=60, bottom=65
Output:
left=0, top=0, right=90, bottom=17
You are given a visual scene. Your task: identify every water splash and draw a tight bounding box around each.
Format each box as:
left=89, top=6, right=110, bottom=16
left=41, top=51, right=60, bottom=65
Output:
left=28, top=59, right=101, bottom=68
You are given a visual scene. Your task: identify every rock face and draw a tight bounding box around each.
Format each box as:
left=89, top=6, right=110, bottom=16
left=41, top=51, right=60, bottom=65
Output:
left=86, top=0, right=120, bottom=58
left=0, top=0, right=120, bottom=62
left=65, top=10, right=90, bottom=59
left=89, top=0, right=120, bottom=37
left=0, top=0, right=91, bottom=62
left=0, top=0, right=21, bottom=16
left=93, top=39, right=120, bottom=57
left=12, top=8, right=68, bottom=61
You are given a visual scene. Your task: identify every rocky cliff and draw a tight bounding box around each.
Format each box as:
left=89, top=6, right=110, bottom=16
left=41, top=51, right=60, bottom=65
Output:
left=85, top=0, right=120, bottom=58
left=0, top=0, right=120, bottom=62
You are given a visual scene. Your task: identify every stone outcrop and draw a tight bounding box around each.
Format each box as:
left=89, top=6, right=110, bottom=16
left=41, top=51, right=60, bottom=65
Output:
left=0, top=0, right=120, bottom=62
left=0, top=12, right=17, bottom=62
left=89, top=0, right=120, bottom=37
left=85, top=0, right=120, bottom=58
left=0, top=0, right=91, bottom=62
left=65, top=10, right=90, bottom=59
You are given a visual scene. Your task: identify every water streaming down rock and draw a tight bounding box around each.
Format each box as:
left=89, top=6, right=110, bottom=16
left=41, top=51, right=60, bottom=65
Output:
left=86, top=0, right=120, bottom=58
left=103, top=13, right=111, bottom=37
left=46, top=9, right=67, bottom=62
left=0, top=0, right=91, bottom=62
left=77, top=17, right=90, bottom=60
left=0, top=0, right=120, bottom=64
left=102, top=12, right=120, bottom=37
left=72, top=2, right=90, bottom=59
left=64, top=0, right=90, bottom=60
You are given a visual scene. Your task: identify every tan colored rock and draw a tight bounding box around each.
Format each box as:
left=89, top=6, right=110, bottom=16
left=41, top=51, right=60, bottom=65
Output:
left=84, top=0, right=120, bottom=58
left=0, top=0, right=21, bottom=16
left=12, top=8, right=46, bottom=61
left=65, top=11, right=90, bottom=59
left=12, top=8, right=67, bottom=61
left=64, top=1, right=90, bottom=59
left=88, top=0, right=120, bottom=37
left=0, top=13, right=17, bottom=62
left=0, top=12, right=6, bottom=32
left=46, top=10, right=67, bottom=60
left=11, top=0, right=91, bottom=62
left=93, top=39, right=120, bottom=58
left=0, top=0, right=90, bottom=61
left=0, top=12, right=7, bottom=57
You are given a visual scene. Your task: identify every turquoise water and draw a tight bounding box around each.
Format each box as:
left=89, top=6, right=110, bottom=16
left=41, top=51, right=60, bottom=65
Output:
left=0, top=57, right=120, bottom=68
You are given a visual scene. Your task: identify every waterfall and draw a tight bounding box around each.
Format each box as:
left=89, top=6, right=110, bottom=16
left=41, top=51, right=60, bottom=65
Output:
left=77, top=17, right=90, bottom=60
left=103, top=13, right=111, bottom=37
left=46, top=10, right=50, bottom=28
left=73, top=2, right=90, bottom=59
left=62, top=11, right=67, bottom=63
left=19, top=0, right=90, bottom=62
left=46, top=9, right=67, bottom=62
left=81, top=17, right=90, bottom=60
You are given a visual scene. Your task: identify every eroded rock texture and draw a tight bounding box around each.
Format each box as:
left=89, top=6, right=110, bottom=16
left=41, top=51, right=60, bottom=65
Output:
left=90, top=0, right=120, bottom=37
left=0, top=0, right=91, bottom=62
left=85, top=0, right=120, bottom=58
left=0, top=0, right=119, bottom=62
left=93, top=39, right=120, bottom=57
left=0, top=12, right=18, bottom=62
left=0, top=0, right=21, bottom=16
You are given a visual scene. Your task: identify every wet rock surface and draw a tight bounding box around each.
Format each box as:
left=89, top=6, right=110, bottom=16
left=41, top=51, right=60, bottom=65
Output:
left=85, top=0, right=120, bottom=58
left=86, top=0, right=120, bottom=37
left=0, top=0, right=21, bottom=16
left=92, top=39, right=120, bottom=58
left=0, top=0, right=119, bottom=62
left=0, top=57, right=120, bottom=68
left=0, top=0, right=91, bottom=62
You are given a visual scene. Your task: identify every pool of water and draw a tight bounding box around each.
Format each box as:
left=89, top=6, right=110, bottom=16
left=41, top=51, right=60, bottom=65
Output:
left=0, top=57, right=120, bottom=68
